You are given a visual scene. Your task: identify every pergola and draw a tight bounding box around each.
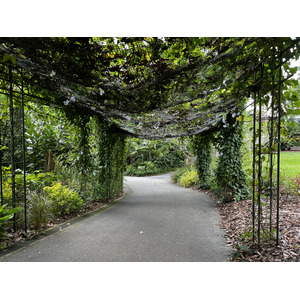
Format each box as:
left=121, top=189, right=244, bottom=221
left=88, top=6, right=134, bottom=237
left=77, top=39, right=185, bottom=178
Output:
left=0, top=37, right=299, bottom=246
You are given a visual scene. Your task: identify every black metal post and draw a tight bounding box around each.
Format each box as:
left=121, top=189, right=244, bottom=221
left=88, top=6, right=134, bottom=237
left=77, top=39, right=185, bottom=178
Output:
left=269, top=47, right=275, bottom=237
left=9, top=65, right=16, bottom=232
left=276, top=56, right=282, bottom=245
left=257, top=64, right=263, bottom=246
left=252, top=70, right=257, bottom=243
left=21, top=69, right=27, bottom=234
left=0, top=122, right=3, bottom=206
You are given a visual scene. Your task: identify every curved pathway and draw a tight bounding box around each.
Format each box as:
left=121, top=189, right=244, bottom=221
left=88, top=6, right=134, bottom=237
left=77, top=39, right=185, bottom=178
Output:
left=0, top=174, right=232, bottom=262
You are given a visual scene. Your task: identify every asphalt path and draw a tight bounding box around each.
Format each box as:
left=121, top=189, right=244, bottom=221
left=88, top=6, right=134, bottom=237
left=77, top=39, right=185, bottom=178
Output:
left=0, top=174, right=232, bottom=262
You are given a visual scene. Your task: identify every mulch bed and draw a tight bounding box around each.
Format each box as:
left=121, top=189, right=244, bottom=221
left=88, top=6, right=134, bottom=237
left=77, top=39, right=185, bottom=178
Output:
left=194, top=186, right=300, bottom=262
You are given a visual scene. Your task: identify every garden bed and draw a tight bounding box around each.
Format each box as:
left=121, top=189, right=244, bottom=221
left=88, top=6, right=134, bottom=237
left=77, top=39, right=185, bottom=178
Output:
left=194, top=187, right=300, bottom=262
left=0, top=194, right=123, bottom=251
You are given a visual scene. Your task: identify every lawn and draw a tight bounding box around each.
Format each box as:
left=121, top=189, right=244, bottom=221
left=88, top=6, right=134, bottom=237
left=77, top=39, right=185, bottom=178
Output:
left=280, top=151, right=300, bottom=178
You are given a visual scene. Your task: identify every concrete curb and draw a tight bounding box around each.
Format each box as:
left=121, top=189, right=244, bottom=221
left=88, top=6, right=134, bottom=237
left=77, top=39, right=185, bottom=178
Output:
left=0, top=191, right=127, bottom=259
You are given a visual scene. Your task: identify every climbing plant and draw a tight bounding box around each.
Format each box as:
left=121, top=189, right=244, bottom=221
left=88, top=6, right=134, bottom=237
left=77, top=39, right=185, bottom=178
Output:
left=95, top=121, right=126, bottom=201
left=0, top=37, right=299, bottom=244
left=214, top=112, right=250, bottom=202
left=189, top=134, right=212, bottom=189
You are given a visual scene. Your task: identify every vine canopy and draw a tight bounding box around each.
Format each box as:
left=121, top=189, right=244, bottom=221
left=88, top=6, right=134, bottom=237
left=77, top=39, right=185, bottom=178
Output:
left=0, top=37, right=299, bottom=139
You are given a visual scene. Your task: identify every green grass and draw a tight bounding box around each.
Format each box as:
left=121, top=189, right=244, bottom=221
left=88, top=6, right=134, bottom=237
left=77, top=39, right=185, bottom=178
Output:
left=280, top=151, right=300, bottom=178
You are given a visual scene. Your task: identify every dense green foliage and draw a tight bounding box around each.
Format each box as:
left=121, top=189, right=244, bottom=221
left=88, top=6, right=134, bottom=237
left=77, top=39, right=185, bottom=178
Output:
left=43, top=182, right=83, bottom=217
left=1, top=37, right=300, bottom=242
left=214, top=113, right=249, bottom=202
left=0, top=93, right=127, bottom=234
left=281, top=119, right=300, bottom=150
left=1, top=38, right=299, bottom=140
left=125, top=138, right=185, bottom=176
left=0, top=204, right=22, bottom=239
left=189, top=134, right=212, bottom=189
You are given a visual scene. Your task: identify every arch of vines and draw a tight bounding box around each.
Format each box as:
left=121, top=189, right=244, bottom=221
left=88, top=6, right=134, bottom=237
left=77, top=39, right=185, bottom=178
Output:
left=0, top=37, right=299, bottom=245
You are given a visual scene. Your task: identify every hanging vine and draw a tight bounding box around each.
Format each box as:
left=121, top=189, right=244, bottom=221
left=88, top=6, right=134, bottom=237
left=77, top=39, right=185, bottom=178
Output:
left=214, top=112, right=250, bottom=202
left=95, top=120, right=126, bottom=202
left=189, top=134, right=212, bottom=189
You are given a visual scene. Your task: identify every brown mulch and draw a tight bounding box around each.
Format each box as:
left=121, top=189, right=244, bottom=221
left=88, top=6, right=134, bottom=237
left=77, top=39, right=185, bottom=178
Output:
left=194, top=186, right=300, bottom=262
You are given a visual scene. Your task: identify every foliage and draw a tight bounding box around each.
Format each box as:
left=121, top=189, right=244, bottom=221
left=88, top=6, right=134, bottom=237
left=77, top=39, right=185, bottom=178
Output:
left=172, top=166, right=193, bottom=184
left=214, top=112, right=250, bottom=202
left=178, top=169, right=199, bottom=188
left=24, top=104, right=72, bottom=171
left=43, top=182, right=83, bottom=217
left=172, top=166, right=199, bottom=188
left=189, top=134, right=212, bottom=189
left=0, top=204, right=22, bottom=239
left=1, top=38, right=299, bottom=140
left=1, top=166, right=57, bottom=203
left=125, top=138, right=185, bottom=176
left=1, top=37, right=300, bottom=242
left=281, top=119, right=300, bottom=150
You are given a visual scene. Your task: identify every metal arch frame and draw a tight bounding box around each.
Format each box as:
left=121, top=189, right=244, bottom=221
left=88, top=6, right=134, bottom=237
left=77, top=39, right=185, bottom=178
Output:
left=251, top=47, right=286, bottom=247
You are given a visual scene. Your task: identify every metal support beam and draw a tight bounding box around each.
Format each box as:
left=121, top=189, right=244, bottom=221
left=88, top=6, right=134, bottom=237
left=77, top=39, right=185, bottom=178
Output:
left=8, top=65, right=16, bottom=232
left=276, top=56, right=282, bottom=245
left=252, top=71, right=256, bottom=243
left=269, top=47, right=275, bottom=237
left=257, top=63, right=263, bottom=246
left=21, top=69, right=27, bottom=234
left=0, top=121, right=3, bottom=206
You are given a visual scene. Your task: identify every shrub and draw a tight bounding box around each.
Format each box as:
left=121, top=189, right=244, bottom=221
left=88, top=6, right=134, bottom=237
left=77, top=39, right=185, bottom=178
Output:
left=172, top=166, right=192, bottom=184
left=43, top=182, right=83, bottom=217
left=178, top=169, right=198, bottom=188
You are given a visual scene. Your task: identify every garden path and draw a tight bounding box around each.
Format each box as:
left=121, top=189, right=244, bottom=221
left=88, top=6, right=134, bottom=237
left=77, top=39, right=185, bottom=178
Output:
left=0, top=174, right=231, bottom=262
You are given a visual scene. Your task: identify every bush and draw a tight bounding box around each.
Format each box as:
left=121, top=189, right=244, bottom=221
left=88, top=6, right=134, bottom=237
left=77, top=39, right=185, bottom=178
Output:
left=172, top=166, right=192, bottom=184
left=178, top=169, right=198, bottom=188
left=43, top=182, right=83, bottom=217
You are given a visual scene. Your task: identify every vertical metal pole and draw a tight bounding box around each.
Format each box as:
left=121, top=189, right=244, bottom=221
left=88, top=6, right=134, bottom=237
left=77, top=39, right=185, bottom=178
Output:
left=252, top=71, right=257, bottom=243
left=0, top=122, right=3, bottom=206
left=257, top=63, right=263, bottom=246
left=9, top=65, right=16, bottom=232
left=21, top=69, right=27, bottom=234
left=269, top=47, right=275, bottom=237
left=276, top=56, right=282, bottom=245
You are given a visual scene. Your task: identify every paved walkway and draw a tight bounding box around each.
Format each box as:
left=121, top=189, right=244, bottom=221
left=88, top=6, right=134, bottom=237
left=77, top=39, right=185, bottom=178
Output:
left=0, top=174, right=232, bottom=262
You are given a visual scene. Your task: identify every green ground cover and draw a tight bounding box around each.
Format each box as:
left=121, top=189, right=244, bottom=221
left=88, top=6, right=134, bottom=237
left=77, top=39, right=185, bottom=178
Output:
left=280, top=151, right=300, bottom=178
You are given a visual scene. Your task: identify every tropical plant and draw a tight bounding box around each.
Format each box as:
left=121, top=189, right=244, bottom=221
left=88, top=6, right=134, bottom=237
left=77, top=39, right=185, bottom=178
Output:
left=0, top=204, right=22, bottom=239
left=125, top=138, right=185, bottom=176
